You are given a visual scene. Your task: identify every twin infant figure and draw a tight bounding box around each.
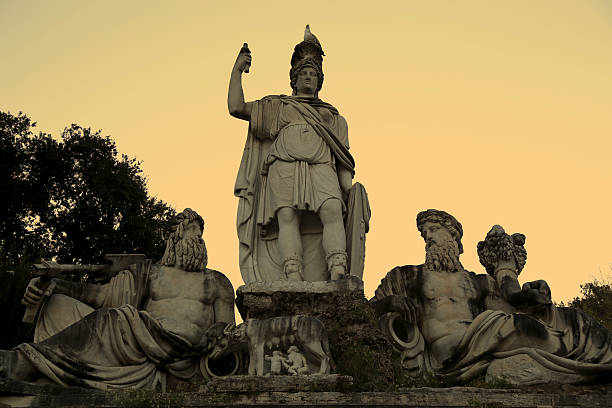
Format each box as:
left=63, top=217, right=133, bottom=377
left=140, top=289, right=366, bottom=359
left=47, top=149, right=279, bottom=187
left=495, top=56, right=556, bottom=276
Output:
left=265, top=347, right=309, bottom=376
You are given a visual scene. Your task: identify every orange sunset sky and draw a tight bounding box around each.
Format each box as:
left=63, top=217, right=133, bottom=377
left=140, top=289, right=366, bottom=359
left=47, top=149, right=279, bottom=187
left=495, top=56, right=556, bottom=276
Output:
left=2, top=1, right=611, bottom=304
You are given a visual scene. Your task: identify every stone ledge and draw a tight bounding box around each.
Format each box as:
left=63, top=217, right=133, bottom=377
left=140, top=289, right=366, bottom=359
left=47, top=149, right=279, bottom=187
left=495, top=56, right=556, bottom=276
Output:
left=1, top=381, right=610, bottom=407
left=235, top=277, right=366, bottom=320
left=0, top=379, right=94, bottom=397
left=236, top=276, right=364, bottom=296
left=204, top=374, right=353, bottom=393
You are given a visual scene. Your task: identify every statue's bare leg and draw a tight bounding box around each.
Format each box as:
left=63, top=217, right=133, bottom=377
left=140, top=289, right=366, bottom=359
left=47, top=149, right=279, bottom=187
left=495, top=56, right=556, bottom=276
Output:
left=318, top=198, right=347, bottom=280
left=277, top=207, right=303, bottom=280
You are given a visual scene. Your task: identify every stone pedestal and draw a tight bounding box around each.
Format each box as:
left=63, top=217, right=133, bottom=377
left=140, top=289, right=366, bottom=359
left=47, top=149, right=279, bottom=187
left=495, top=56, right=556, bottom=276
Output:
left=205, top=374, right=353, bottom=393
left=236, top=277, right=364, bottom=320
left=1, top=378, right=610, bottom=407
left=235, top=277, right=396, bottom=391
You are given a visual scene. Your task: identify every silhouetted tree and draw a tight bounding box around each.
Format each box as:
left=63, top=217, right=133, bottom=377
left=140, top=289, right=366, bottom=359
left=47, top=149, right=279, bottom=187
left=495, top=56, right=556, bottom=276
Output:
left=568, top=273, right=612, bottom=331
left=0, top=111, right=175, bottom=348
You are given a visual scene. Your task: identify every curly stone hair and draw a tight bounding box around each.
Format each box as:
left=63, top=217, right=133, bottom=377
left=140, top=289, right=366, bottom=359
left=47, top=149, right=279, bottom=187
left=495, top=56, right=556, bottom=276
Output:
left=171, top=208, right=204, bottom=240
left=416, top=209, right=464, bottom=254
left=159, top=208, right=205, bottom=268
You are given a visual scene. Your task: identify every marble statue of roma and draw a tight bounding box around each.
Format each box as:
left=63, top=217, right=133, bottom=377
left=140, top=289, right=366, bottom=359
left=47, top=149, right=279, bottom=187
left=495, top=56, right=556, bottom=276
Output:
left=372, top=209, right=612, bottom=384
left=229, top=26, right=370, bottom=283
left=0, top=208, right=235, bottom=390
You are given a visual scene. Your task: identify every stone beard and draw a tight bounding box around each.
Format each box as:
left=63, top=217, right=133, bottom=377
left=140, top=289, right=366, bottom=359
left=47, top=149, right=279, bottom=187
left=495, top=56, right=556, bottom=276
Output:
left=424, top=235, right=461, bottom=272
left=161, top=233, right=207, bottom=271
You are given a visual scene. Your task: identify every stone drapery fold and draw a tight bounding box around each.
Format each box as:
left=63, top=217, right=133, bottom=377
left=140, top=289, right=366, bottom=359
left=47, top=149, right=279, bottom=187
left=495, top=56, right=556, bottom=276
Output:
left=234, top=95, right=360, bottom=283
left=18, top=262, right=201, bottom=390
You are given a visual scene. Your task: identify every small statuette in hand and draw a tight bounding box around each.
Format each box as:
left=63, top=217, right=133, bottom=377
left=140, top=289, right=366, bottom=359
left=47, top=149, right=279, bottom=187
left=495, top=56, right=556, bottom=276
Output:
left=234, top=43, right=251, bottom=74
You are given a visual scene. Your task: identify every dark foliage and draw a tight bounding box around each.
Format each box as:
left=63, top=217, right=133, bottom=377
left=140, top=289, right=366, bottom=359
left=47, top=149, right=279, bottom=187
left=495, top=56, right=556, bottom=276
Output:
left=567, top=276, right=612, bottom=331
left=0, top=111, right=175, bottom=348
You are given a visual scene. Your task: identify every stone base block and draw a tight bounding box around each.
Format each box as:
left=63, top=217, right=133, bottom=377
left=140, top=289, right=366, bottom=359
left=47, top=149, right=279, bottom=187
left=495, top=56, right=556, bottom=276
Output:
left=204, top=374, right=353, bottom=393
left=235, top=276, right=396, bottom=391
left=235, top=276, right=364, bottom=320
left=1, top=379, right=610, bottom=408
left=486, top=354, right=586, bottom=385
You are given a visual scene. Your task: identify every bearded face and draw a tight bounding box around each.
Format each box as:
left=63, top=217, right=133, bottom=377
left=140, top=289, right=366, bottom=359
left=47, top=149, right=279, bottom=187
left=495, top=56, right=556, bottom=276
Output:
left=160, top=219, right=208, bottom=271
left=174, top=233, right=208, bottom=271
left=424, top=232, right=461, bottom=272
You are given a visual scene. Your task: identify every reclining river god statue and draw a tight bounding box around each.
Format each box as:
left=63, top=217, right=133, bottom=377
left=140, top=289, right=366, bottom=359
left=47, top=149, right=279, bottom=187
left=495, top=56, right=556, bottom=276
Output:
left=0, top=208, right=235, bottom=390
left=372, top=209, right=612, bottom=385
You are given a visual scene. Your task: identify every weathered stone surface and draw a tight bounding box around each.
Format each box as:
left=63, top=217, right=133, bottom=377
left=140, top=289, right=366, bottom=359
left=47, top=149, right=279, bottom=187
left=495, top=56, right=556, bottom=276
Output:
left=372, top=209, right=612, bottom=385
left=230, top=26, right=370, bottom=284
left=486, top=354, right=585, bottom=385
left=1, top=208, right=236, bottom=390
left=205, top=374, right=352, bottom=393
left=205, top=316, right=333, bottom=376
left=237, top=277, right=364, bottom=296
left=0, top=379, right=106, bottom=407
left=0, top=379, right=610, bottom=408
left=0, top=379, right=93, bottom=397
left=236, top=278, right=396, bottom=391
left=236, top=277, right=363, bottom=320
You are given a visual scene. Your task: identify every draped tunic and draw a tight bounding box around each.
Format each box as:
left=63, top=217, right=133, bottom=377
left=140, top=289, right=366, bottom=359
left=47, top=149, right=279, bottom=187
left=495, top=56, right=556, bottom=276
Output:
left=261, top=98, right=349, bottom=225
left=233, top=95, right=358, bottom=283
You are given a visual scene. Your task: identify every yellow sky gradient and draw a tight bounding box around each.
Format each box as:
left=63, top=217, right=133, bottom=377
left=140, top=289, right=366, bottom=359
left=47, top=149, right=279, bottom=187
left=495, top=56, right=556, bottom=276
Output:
left=2, top=0, right=611, bottom=305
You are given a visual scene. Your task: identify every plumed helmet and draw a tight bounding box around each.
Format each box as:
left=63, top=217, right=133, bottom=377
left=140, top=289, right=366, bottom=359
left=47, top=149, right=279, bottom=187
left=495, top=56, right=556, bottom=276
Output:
left=290, top=25, right=325, bottom=93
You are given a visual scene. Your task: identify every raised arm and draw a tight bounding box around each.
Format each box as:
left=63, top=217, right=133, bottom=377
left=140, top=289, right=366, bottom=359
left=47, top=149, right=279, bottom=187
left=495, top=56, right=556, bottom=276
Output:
left=228, top=45, right=254, bottom=121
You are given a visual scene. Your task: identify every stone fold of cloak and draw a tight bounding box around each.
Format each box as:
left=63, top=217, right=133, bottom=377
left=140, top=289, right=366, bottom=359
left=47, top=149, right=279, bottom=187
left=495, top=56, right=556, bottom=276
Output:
left=395, top=309, right=612, bottom=383
left=234, top=95, right=358, bottom=284
left=17, top=261, right=202, bottom=390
